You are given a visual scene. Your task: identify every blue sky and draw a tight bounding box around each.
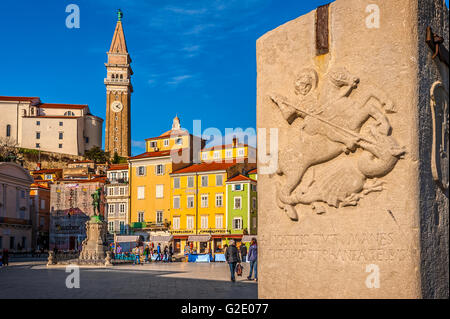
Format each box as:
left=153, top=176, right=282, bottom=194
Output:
left=1, top=0, right=448, bottom=156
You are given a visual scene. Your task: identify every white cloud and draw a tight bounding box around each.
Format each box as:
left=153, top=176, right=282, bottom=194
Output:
left=167, top=74, right=193, bottom=85
left=131, top=140, right=146, bottom=149
left=181, top=45, right=200, bottom=52
left=165, top=6, right=208, bottom=15
left=183, top=24, right=216, bottom=35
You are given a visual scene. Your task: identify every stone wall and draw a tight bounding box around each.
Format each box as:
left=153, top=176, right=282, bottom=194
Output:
left=20, top=149, right=84, bottom=171
left=417, top=0, right=449, bottom=299
left=256, top=0, right=449, bottom=298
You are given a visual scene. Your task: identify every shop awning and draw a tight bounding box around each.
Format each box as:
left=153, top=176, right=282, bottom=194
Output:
left=242, top=235, right=257, bottom=243
left=188, top=235, right=211, bottom=242
left=115, top=235, right=139, bottom=243
left=150, top=234, right=173, bottom=242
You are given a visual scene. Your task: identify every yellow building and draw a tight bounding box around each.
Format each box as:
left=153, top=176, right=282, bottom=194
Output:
left=170, top=160, right=255, bottom=255
left=199, top=137, right=256, bottom=163
left=128, top=116, right=203, bottom=238
left=30, top=168, right=63, bottom=184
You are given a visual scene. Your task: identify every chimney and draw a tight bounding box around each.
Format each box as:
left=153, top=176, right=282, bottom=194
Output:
left=36, top=163, right=41, bottom=170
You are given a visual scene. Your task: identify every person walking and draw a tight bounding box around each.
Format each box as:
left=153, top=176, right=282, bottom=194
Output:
left=240, top=242, right=248, bottom=263
left=168, top=244, right=173, bottom=262
left=156, top=243, right=162, bottom=261
left=247, top=238, right=258, bottom=281
left=133, top=246, right=141, bottom=265
left=163, top=246, right=168, bottom=262
left=225, top=240, right=241, bottom=282
left=2, top=249, right=8, bottom=267
left=144, top=245, right=150, bottom=263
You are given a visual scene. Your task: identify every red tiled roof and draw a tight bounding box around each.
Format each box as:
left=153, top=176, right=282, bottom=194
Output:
left=26, top=116, right=79, bottom=119
left=107, top=164, right=129, bottom=171
left=129, top=150, right=173, bottom=160
left=38, top=103, right=87, bottom=110
left=31, top=169, right=62, bottom=174
left=247, top=168, right=257, bottom=174
left=0, top=96, right=40, bottom=103
left=226, top=174, right=256, bottom=183
left=171, top=161, right=240, bottom=174
left=30, top=183, right=50, bottom=190
left=57, top=176, right=107, bottom=183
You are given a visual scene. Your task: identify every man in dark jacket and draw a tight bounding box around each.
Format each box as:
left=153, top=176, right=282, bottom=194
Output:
left=1, top=249, right=8, bottom=266
left=225, top=240, right=241, bottom=282
left=239, top=243, right=248, bottom=263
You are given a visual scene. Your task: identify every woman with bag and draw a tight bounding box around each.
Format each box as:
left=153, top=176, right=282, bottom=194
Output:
left=225, top=240, right=241, bottom=282
left=247, top=238, right=258, bottom=281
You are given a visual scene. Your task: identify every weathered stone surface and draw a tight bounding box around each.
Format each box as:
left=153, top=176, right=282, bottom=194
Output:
left=257, top=0, right=448, bottom=298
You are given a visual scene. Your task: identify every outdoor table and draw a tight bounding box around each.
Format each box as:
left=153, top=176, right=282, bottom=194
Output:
left=214, top=253, right=226, bottom=262
left=188, top=253, right=212, bottom=263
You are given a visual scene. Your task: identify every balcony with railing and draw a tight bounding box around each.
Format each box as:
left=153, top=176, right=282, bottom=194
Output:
left=106, top=177, right=129, bottom=185
left=104, top=78, right=130, bottom=85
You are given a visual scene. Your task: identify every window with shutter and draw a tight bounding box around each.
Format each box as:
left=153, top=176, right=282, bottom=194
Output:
left=137, top=186, right=145, bottom=199
left=173, top=217, right=180, bottom=230
left=215, top=174, right=223, bottom=186
left=201, top=175, right=208, bottom=187
left=201, top=216, right=208, bottom=229
left=156, top=185, right=164, bottom=198
left=187, top=196, right=194, bottom=208
left=187, top=216, right=194, bottom=229
left=201, top=195, right=208, bottom=208
left=215, top=194, right=223, bottom=207
left=215, top=214, right=223, bottom=229
left=173, top=196, right=180, bottom=209
left=187, top=176, right=194, bottom=188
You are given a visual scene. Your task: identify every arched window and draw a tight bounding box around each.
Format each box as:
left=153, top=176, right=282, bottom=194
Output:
left=6, top=124, right=11, bottom=137
left=120, top=74, right=123, bottom=79
left=64, top=111, right=75, bottom=116
left=31, top=108, right=34, bottom=115
left=23, top=110, right=27, bottom=116
left=111, top=74, right=115, bottom=79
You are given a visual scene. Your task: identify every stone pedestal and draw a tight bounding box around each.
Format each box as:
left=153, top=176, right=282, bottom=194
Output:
left=256, top=0, right=448, bottom=298
left=78, top=216, right=109, bottom=265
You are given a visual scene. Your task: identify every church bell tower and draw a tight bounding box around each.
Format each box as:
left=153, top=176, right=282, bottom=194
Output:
left=104, top=9, right=132, bottom=157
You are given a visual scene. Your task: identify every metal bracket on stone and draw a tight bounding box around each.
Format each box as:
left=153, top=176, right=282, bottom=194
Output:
left=426, top=26, right=449, bottom=67
left=315, top=3, right=330, bottom=56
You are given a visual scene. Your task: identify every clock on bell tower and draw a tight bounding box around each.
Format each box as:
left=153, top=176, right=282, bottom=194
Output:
left=104, top=9, right=132, bottom=158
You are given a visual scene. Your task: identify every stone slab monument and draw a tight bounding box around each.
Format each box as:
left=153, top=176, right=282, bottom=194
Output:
left=256, top=0, right=448, bottom=298
left=78, top=188, right=111, bottom=266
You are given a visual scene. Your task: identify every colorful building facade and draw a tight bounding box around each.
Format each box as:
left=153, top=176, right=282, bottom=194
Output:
left=0, top=162, right=34, bottom=252
left=105, top=164, right=129, bottom=235
left=128, top=116, right=203, bottom=238
left=30, top=183, right=51, bottom=250
left=200, top=137, right=256, bottom=163
left=226, top=174, right=257, bottom=237
left=170, top=161, right=255, bottom=254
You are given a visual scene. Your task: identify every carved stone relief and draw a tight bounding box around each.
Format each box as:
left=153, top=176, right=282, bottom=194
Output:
left=270, top=66, right=406, bottom=221
left=430, top=81, right=449, bottom=190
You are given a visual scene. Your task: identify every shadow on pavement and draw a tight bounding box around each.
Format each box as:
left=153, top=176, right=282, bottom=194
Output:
left=0, top=264, right=257, bottom=299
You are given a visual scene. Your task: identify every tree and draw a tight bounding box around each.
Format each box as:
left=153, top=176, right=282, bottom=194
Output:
left=111, top=151, right=127, bottom=164
left=84, top=146, right=109, bottom=163
left=0, top=137, right=20, bottom=162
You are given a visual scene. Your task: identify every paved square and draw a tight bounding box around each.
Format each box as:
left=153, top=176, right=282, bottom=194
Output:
left=0, top=261, right=257, bottom=299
